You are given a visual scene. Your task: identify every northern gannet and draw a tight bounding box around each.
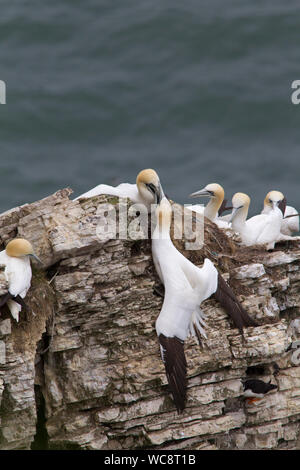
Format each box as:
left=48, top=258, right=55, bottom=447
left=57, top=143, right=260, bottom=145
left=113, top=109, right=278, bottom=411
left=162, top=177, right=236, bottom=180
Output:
left=242, top=379, right=278, bottom=405
left=0, top=238, right=41, bottom=322
left=152, top=197, right=257, bottom=412
left=261, top=194, right=299, bottom=237
left=229, top=191, right=284, bottom=250
left=75, top=169, right=163, bottom=211
left=187, top=183, right=230, bottom=228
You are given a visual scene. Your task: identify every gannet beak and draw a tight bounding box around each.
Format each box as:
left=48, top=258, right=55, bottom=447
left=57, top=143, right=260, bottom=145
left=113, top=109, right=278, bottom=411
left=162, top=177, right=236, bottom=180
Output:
left=147, top=182, right=164, bottom=205
left=273, top=200, right=284, bottom=214
left=189, top=188, right=212, bottom=199
left=30, top=253, right=43, bottom=265
left=157, top=182, right=164, bottom=204
left=229, top=207, right=240, bottom=223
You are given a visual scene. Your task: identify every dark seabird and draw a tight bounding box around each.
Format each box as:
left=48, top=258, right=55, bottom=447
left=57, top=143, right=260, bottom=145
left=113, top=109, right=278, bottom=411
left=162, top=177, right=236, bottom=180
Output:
left=243, top=379, right=278, bottom=404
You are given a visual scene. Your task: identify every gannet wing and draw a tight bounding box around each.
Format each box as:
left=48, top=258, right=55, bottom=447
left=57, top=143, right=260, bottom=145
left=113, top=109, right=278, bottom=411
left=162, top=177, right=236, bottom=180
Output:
left=4, top=258, right=31, bottom=298
left=255, top=215, right=281, bottom=246
left=185, top=204, right=204, bottom=215
left=278, top=197, right=287, bottom=217
left=215, top=218, right=231, bottom=229
left=179, top=257, right=218, bottom=303
left=213, top=273, right=258, bottom=335
left=158, top=333, right=187, bottom=412
left=0, top=292, right=13, bottom=308
left=172, top=256, right=216, bottom=343
left=244, top=213, right=278, bottom=246
left=0, top=252, right=27, bottom=322
left=75, top=183, right=138, bottom=201
left=183, top=259, right=257, bottom=338
left=218, top=199, right=231, bottom=217
left=219, top=213, right=232, bottom=222
left=283, top=205, right=299, bottom=234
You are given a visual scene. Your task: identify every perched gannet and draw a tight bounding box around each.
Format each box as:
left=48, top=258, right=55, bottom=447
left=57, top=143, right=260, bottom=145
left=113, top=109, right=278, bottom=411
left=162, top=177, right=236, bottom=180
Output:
left=152, top=197, right=257, bottom=412
left=0, top=238, right=41, bottom=322
left=75, top=169, right=163, bottom=211
left=242, top=379, right=278, bottom=405
left=229, top=191, right=284, bottom=250
left=261, top=194, right=299, bottom=237
left=187, top=183, right=230, bottom=228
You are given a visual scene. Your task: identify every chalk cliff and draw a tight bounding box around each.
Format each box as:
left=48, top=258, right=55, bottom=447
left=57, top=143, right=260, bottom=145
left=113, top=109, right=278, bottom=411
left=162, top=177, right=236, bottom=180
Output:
left=0, top=189, right=299, bottom=450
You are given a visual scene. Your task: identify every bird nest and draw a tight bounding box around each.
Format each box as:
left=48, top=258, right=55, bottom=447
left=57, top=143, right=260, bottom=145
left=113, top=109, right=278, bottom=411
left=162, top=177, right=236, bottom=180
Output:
left=170, top=204, right=297, bottom=276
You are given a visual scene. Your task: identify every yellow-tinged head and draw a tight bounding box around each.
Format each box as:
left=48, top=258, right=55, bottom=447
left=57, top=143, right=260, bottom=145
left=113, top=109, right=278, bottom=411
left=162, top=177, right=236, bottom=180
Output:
left=190, top=183, right=225, bottom=202
left=136, top=169, right=164, bottom=204
left=264, top=190, right=285, bottom=210
left=229, top=192, right=251, bottom=223
left=232, top=192, right=251, bottom=210
left=136, top=169, right=159, bottom=187
left=5, top=238, right=41, bottom=262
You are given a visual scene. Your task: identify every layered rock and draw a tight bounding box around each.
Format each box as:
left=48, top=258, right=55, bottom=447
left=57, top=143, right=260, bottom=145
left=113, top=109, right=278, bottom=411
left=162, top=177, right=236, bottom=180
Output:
left=0, top=189, right=299, bottom=450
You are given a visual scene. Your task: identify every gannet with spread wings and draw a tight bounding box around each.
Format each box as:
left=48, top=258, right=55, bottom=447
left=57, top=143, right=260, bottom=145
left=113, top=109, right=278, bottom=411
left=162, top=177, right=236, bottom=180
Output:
left=151, top=195, right=257, bottom=412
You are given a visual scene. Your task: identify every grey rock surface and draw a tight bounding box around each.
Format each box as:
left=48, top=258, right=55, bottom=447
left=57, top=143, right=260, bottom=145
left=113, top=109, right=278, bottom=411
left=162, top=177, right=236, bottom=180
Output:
left=0, top=189, right=299, bottom=450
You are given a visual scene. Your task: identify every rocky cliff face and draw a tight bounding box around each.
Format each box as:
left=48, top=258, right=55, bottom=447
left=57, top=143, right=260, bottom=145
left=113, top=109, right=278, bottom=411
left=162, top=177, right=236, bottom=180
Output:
left=0, top=189, right=299, bottom=450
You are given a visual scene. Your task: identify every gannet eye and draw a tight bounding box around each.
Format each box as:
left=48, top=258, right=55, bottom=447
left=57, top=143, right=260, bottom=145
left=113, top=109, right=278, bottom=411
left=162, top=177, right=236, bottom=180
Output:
left=269, top=199, right=273, bottom=204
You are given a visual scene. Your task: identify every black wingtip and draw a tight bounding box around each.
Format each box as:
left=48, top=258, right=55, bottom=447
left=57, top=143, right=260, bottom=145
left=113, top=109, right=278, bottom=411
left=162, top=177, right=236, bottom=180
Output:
left=13, top=294, right=29, bottom=311
left=218, top=199, right=228, bottom=217
left=158, top=334, right=187, bottom=413
left=214, top=273, right=258, bottom=335
left=218, top=199, right=233, bottom=216
left=0, top=292, right=13, bottom=308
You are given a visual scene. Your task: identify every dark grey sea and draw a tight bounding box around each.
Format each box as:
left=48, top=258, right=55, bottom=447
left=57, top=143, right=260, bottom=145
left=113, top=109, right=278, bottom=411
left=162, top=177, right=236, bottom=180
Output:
left=0, top=1, right=300, bottom=216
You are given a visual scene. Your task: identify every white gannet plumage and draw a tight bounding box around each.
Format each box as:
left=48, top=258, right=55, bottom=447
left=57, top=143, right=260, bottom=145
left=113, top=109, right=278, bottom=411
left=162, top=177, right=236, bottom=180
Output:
left=186, top=183, right=231, bottom=228
left=152, top=196, right=257, bottom=412
left=75, top=169, right=163, bottom=212
left=229, top=191, right=284, bottom=250
left=261, top=194, right=299, bottom=237
left=282, top=205, right=300, bottom=235
left=0, top=238, right=41, bottom=322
